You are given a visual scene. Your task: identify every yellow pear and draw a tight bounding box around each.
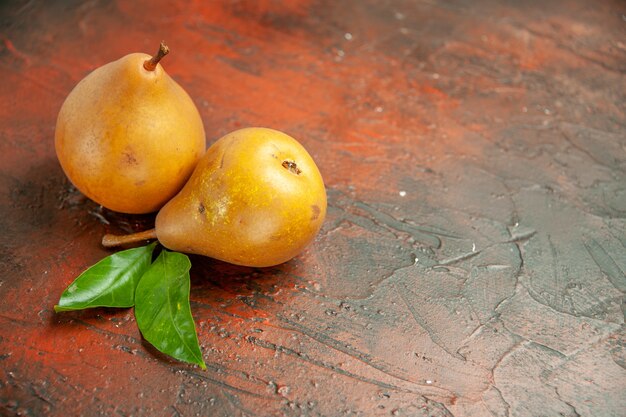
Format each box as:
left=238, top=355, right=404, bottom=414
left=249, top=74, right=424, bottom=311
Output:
left=103, top=127, right=327, bottom=268
left=55, top=42, right=206, bottom=214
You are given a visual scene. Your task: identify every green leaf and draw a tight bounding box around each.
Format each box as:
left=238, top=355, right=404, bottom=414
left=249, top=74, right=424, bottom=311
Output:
left=134, top=250, right=206, bottom=369
left=55, top=243, right=157, bottom=312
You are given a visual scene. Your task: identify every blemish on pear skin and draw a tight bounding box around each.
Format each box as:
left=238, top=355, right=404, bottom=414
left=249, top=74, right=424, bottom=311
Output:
left=198, top=202, right=205, bottom=214
left=123, top=151, right=138, bottom=165
left=282, top=160, right=301, bottom=175
left=311, top=205, right=320, bottom=220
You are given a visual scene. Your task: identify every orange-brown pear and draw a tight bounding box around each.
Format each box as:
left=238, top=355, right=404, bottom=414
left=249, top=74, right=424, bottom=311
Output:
left=55, top=42, right=206, bottom=214
left=153, top=127, right=327, bottom=267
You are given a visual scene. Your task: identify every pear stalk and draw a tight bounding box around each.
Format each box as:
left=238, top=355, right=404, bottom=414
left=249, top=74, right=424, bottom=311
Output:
left=102, top=229, right=158, bottom=248
left=143, top=41, right=169, bottom=71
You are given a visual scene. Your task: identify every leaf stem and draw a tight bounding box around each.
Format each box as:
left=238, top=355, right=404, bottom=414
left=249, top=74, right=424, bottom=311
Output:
left=102, top=229, right=158, bottom=248
left=143, top=41, right=169, bottom=71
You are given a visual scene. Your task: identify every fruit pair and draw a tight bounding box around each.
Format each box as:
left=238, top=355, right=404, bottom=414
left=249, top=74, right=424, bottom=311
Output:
left=55, top=42, right=326, bottom=267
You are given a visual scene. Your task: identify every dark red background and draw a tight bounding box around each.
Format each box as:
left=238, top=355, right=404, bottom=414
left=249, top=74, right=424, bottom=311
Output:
left=1, top=1, right=625, bottom=416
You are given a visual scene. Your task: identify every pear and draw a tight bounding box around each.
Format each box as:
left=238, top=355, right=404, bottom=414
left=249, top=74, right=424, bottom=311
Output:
left=55, top=42, right=205, bottom=214
left=103, top=128, right=327, bottom=268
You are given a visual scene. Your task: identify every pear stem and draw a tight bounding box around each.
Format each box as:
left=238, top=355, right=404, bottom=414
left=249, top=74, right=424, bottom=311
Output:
left=102, top=228, right=158, bottom=248
left=143, top=41, right=170, bottom=71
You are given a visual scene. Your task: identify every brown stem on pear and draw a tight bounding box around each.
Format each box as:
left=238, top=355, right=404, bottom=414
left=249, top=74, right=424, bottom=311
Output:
left=102, top=228, right=158, bottom=248
left=143, top=41, right=170, bottom=71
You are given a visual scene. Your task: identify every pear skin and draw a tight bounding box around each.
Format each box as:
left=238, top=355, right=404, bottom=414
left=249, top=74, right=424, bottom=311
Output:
left=55, top=43, right=206, bottom=214
left=155, top=128, right=327, bottom=267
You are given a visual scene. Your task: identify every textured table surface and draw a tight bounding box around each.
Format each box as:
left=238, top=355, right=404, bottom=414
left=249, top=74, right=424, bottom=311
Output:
left=1, top=1, right=625, bottom=416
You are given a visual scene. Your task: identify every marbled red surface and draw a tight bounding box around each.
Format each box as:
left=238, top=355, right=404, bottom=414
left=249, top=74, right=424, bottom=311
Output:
left=1, top=1, right=625, bottom=416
